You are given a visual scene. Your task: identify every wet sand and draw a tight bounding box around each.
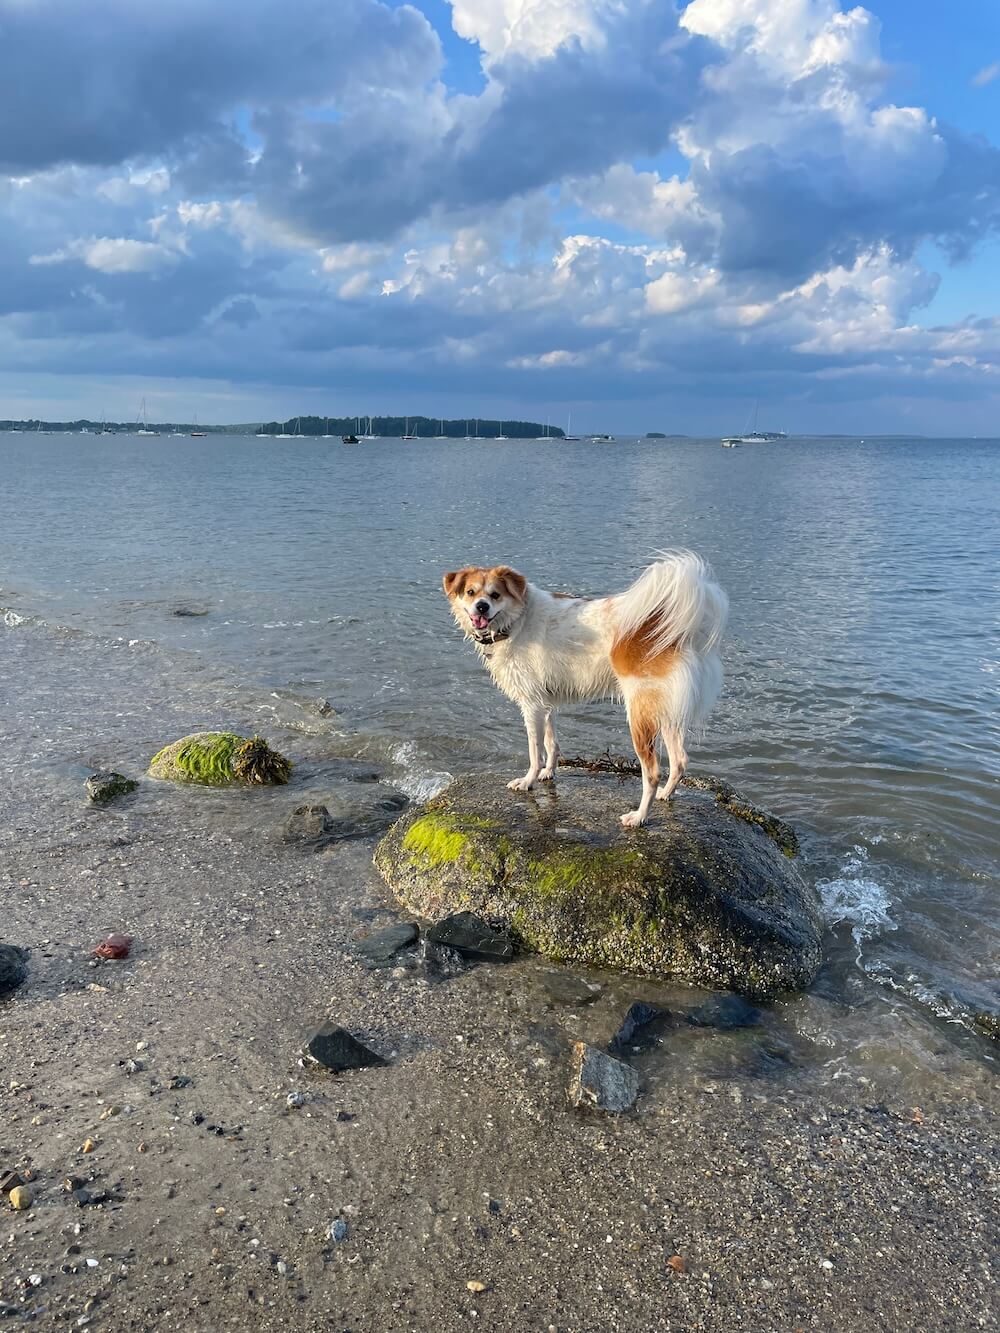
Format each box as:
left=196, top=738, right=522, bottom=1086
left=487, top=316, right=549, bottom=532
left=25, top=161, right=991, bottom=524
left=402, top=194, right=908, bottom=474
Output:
left=2, top=792, right=996, bottom=1332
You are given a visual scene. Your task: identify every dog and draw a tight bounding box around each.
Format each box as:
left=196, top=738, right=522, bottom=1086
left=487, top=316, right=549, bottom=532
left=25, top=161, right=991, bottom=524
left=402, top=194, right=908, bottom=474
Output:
left=442, top=551, right=727, bottom=827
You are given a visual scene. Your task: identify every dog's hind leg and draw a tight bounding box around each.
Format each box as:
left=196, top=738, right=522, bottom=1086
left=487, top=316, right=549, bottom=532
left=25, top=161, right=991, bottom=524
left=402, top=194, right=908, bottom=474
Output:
left=621, top=689, right=661, bottom=828
left=538, top=711, right=559, bottom=782
left=656, top=728, right=688, bottom=803
left=508, top=706, right=546, bottom=791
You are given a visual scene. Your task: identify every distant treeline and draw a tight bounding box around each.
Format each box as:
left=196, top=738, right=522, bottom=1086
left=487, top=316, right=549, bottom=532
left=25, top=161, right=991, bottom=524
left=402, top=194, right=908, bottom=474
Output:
left=0, top=420, right=221, bottom=434
left=255, top=417, right=565, bottom=439
left=0, top=416, right=565, bottom=438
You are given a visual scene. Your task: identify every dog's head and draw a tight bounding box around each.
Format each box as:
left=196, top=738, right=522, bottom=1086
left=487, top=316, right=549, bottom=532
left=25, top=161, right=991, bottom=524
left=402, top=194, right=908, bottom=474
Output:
left=442, top=565, right=528, bottom=642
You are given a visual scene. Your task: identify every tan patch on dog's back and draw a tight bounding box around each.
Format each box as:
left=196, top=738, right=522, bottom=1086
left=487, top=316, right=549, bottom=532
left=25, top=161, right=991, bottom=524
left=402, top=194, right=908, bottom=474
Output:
left=610, top=614, right=680, bottom=678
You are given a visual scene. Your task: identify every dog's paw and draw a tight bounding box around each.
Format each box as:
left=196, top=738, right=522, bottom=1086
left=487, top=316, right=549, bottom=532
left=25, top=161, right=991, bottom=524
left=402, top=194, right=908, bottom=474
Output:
left=620, top=810, right=646, bottom=829
left=537, top=768, right=556, bottom=783
left=655, top=786, right=671, bottom=802
left=507, top=776, right=535, bottom=792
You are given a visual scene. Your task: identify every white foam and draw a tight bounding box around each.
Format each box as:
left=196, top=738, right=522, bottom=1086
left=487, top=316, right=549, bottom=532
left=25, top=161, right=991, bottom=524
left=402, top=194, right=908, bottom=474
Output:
left=816, top=846, right=896, bottom=951
left=391, top=741, right=452, bottom=802
left=2, top=609, right=26, bottom=627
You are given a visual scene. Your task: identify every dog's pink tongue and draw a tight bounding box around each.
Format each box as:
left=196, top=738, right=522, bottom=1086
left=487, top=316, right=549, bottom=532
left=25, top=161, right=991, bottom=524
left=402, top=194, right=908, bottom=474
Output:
left=471, top=614, right=489, bottom=630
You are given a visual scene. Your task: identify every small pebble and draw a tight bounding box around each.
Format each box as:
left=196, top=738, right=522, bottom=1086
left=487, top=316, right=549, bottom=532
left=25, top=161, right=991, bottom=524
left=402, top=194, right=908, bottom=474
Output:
left=466, top=1280, right=487, bottom=1293
left=285, top=1091, right=305, bottom=1109
left=28, top=1274, right=42, bottom=1287
left=9, top=1186, right=32, bottom=1211
left=328, top=1219, right=348, bottom=1243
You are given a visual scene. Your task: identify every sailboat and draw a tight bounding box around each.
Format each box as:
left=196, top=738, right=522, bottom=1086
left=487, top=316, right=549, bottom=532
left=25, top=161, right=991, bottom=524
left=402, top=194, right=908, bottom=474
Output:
left=189, top=412, right=206, bottom=438
left=722, top=399, right=786, bottom=445
left=361, top=416, right=376, bottom=440
left=535, top=421, right=552, bottom=441
left=136, top=398, right=156, bottom=436
left=276, top=419, right=294, bottom=439
left=322, top=417, right=334, bottom=438
left=563, top=412, right=581, bottom=441
left=401, top=418, right=418, bottom=440
left=463, top=420, right=472, bottom=441
left=494, top=420, right=508, bottom=441
left=435, top=418, right=448, bottom=439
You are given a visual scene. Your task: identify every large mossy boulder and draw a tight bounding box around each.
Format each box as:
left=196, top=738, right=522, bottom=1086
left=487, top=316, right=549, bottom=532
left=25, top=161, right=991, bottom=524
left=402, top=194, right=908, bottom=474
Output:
left=374, top=773, right=823, bottom=1002
left=149, top=732, right=291, bottom=786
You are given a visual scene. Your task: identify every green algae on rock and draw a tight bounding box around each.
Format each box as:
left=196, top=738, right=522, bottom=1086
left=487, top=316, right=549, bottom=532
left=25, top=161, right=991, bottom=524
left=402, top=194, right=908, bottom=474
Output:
left=374, top=772, right=822, bottom=1002
left=148, top=732, right=292, bottom=787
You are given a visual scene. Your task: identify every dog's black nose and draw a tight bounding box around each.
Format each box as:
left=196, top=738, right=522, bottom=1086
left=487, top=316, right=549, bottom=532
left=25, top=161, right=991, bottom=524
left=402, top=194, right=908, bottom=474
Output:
left=475, top=600, right=490, bottom=615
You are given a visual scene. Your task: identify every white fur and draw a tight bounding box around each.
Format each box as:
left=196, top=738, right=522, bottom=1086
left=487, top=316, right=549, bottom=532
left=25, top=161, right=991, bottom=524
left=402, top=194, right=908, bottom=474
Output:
left=449, top=551, right=728, bottom=827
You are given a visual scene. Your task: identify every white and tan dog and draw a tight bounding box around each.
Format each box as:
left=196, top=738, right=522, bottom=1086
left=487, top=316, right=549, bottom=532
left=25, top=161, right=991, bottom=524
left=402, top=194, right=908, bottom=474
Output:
left=443, top=551, right=727, bottom=827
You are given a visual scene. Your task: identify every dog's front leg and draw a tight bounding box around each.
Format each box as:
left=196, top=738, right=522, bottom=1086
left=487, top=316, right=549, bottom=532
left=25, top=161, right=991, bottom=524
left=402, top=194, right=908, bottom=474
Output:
left=537, top=711, right=559, bottom=782
left=508, top=707, right=546, bottom=791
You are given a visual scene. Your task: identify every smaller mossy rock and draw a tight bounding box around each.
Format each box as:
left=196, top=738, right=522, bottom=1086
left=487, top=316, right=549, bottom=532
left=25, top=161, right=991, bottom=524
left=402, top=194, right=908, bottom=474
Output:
left=149, top=732, right=292, bottom=787
left=86, top=771, right=139, bottom=804
left=374, top=772, right=822, bottom=1002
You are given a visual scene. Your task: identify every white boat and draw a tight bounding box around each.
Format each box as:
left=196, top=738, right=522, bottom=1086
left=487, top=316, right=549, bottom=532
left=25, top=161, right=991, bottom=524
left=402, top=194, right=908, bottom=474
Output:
left=435, top=419, right=448, bottom=439
left=722, top=399, right=786, bottom=445
left=494, top=420, right=508, bottom=441
left=401, top=418, right=418, bottom=440
left=321, top=417, right=334, bottom=438
left=589, top=433, right=615, bottom=442
left=136, top=398, right=156, bottom=436
left=563, top=412, right=581, bottom=442
left=361, top=416, right=377, bottom=440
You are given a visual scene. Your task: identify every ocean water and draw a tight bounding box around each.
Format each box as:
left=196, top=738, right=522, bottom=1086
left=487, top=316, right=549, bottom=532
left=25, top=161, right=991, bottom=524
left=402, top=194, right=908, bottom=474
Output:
left=2, top=432, right=997, bottom=1078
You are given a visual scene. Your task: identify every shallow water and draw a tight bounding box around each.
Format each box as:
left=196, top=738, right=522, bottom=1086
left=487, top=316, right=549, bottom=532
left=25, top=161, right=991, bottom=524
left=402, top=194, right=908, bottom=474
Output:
left=1, top=432, right=997, bottom=1080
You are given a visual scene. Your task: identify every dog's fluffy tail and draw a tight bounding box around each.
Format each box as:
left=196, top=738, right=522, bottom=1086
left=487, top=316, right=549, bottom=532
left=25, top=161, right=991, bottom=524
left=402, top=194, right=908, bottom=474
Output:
left=611, top=550, right=728, bottom=658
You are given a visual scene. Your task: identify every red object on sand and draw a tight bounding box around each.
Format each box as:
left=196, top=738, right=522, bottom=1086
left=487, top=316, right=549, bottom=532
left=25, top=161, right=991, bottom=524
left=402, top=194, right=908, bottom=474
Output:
left=92, top=933, right=133, bottom=960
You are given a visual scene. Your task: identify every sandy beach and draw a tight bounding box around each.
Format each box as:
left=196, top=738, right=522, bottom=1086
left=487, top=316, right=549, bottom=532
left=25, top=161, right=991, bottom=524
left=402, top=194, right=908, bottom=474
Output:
left=3, top=773, right=996, bottom=1331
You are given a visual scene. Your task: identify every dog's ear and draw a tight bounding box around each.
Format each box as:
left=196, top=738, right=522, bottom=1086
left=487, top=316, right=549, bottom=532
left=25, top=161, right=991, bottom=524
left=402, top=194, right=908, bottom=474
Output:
left=494, top=566, right=527, bottom=602
left=442, top=568, right=472, bottom=599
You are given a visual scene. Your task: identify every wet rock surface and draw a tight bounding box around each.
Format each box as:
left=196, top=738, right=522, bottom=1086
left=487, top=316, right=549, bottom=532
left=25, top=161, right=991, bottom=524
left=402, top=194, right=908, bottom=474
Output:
left=85, top=770, right=139, bottom=804
left=302, top=1023, right=386, bottom=1073
left=375, top=772, right=822, bottom=1001
left=569, top=1042, right=639, bottom=1113
left=425, top=911, right=514, bottom=962
left=609, top=1001, right=670, bottom=1055
left=0, top=944, right=29, bottom=997
left=687, top=994, right=763, bottom=1030
left=357, top=922, right=419, bottom=968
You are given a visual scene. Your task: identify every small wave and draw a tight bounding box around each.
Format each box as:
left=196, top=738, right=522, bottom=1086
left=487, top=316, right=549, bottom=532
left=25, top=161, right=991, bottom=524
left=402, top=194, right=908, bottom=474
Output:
left=2, top=608, right=26, bottom=627
left=816, top=846, right=896, bottom=952
left=390, top=741, right=452, bottom=801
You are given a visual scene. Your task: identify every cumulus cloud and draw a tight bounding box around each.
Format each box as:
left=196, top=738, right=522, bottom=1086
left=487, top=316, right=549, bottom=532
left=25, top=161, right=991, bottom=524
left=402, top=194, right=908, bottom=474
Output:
left=30, top=237, right=179, bottom=274
left=0, top=0, right=999, bottom=428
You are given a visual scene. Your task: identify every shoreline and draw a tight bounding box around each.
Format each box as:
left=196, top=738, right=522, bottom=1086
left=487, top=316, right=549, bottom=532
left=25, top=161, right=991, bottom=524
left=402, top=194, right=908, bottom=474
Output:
left=2, top=770, right=997, bottom=1330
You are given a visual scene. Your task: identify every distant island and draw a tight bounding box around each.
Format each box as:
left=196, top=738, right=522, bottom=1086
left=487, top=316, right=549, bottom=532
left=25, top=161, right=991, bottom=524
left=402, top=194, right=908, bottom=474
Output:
left=0, top=416, right=565, bottom=439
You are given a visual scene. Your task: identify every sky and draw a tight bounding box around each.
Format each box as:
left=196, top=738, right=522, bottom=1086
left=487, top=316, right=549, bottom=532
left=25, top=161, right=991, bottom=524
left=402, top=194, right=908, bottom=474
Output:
left=1, top=0, right=999, bottom=434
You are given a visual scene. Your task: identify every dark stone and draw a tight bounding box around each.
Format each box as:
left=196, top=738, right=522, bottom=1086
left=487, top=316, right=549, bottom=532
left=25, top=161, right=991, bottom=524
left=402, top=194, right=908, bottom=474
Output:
left=168, top=1075, right=193, bottom=1089
left=282, top=804, right=336, bottom=843
left=609, top=1001, right=670, bottom=1054
left=170, top=605, right=209, bottom=617
left=374, top=771, right=821, bottom=1002
left=0, top=1171, right=25, bottom=1195
left=0, top=945, right=28, bottom=998
left=541, top=972, right=603, bottom=1007
left=686, top=995, right=763, bottom=1030
left=357, top=922, right=419, bottom=968
left=569, top=1042, right=639, bottom=1113
left=85, top=771, right=139, bottom=804
left=315, top=699, right=336, bottom=717
left=302, top=1023, right=386, bottom=1074
left=425, top=911, right=514, bottom=962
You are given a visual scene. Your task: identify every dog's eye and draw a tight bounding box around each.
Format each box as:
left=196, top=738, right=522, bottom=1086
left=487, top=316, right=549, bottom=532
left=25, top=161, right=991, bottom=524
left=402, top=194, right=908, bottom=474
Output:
left=490, top=591, right=500, bottom=601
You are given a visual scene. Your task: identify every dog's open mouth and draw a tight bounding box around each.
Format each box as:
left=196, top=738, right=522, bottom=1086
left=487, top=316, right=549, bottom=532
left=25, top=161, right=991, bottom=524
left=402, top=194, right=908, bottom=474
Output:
left=470, top=613, right=491, bottom=631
